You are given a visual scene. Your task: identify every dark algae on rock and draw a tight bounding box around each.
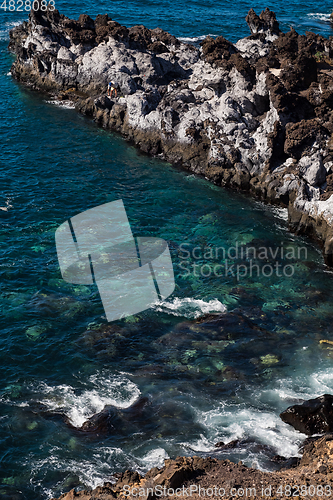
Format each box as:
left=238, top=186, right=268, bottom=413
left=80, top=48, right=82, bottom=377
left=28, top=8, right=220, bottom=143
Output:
left=8, top=6, right=333, bottom=265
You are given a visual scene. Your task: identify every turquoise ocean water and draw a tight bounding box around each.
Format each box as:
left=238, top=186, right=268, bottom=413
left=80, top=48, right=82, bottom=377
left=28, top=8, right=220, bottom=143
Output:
left=1, top=1, right=333, bottom=498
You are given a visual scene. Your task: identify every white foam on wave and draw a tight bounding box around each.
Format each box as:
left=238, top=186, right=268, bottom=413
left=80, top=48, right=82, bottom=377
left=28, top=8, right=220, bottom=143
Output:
left=208, top=367, right=333, bottom=464
left=178, top=34, right=218, bottom=42
left=312, top=370, right=333, bottom=391
left=0, top=20, right=24, bottom=41
left=265, top=368, right=333, bottom=404
left=271, top=206, right=288, bottom=221
left=196, top=404, right=302, bottom=460
left=5, top=20, right=23, bottom=28
left=31, top=448, right=122, bottom=498
left=182, top=433, right=213, bottom=453
left=307, top=13, right=331, bottom=22
left=45, top=100, right=75, bottom=109
left=31, top=445, right=169, bottom=498
left=0, top=198, right=13, bottom=212
left=37, top=372, right=141, bottom=427
left=153, top=297, right=226, bottom=319
left=137, top=448, right=169, bottom=470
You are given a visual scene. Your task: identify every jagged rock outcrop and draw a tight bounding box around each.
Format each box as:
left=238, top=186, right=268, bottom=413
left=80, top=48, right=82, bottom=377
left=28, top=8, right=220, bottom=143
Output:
left=52, top=440, right=333, bottom=500
left=8, top=7, right=333, bottom=264
left=280, top=394, right=333, bottom=435
left=43, top=395, right=333, bottom=499
left=246, top=8, right=281, bottom=36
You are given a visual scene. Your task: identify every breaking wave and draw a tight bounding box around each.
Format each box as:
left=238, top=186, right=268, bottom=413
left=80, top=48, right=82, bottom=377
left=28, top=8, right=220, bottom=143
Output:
left=178, top=34, right=218, bottom=42
left=307, top=13, right=331, bottom=22
left=45, top=100, right=76, bottom=109
left=36, top=372, right=141, bottom=427
left=153, top=297, right=226, bottom=318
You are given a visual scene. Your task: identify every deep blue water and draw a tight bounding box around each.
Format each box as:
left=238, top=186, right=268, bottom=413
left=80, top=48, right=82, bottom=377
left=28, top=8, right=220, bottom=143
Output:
left=1, top=1, right=333, bottom=499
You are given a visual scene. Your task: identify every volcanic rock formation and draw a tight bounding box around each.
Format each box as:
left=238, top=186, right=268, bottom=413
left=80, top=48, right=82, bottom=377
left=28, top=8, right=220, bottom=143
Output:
left=8, top=8, right=333, bottom=263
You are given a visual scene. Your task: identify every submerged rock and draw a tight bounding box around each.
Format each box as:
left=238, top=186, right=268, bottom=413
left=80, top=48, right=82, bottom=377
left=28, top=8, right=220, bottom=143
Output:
left=75, top=396, right=150, bottom=435
left=280, top=394, right=333, bottom=435
left=260, top=353, right=279, bottom=365
left=77, top=322, right=128, bottom=359
left=27, top=292, right=89, bottom=318
left=9, top=8, right=333, bottom=264
left=25, top=323, right=49, bottom=341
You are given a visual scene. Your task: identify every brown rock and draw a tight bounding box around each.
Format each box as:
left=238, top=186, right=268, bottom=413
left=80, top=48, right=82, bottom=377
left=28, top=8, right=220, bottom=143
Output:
left=301, top=434, right=333, bottom=472
left=200, top=36, right=236, bottom=66
left=245, top=8, right=280, bottom=35
left=284, top=119, right=325, bottom=159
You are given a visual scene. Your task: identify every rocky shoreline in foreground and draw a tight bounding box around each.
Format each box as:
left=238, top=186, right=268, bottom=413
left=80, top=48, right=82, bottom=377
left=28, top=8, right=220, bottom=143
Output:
left=51, top=395, right=333, bottom=500
left=8, top=6, right=333, bottom=264
left=52, top=448, right=333, bottom=500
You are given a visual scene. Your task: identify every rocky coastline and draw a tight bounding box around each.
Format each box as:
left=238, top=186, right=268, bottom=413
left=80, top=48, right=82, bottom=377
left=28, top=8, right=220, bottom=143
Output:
left=49, top=395, right=333, bottom=500
left=7, top=8, right=333, bottom=498
left=51, top=448, right=333, bottom=500
left=8, top=6, right=333, bottom=265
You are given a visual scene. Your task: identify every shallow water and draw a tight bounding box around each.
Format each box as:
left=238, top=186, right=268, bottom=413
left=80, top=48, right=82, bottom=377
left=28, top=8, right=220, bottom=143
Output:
left=1, top=1, right=333, bottom=498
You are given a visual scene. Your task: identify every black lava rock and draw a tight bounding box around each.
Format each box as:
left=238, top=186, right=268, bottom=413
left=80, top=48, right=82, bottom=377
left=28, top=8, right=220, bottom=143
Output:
left=280, top=394, right=333, bottom=435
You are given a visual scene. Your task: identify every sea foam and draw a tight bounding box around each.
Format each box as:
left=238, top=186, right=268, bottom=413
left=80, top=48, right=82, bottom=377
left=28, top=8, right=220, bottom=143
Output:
left=153, top=297, right=226, bottom=318
left=36, top=372, right=141, bottom=427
